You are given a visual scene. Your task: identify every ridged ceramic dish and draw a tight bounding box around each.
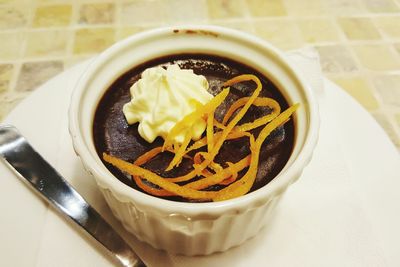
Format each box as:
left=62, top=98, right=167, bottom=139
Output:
left=68, top=25, right=319, bottom=256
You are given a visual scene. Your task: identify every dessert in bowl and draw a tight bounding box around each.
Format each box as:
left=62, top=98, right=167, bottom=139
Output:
left=69, top=25, right=319, bottom=255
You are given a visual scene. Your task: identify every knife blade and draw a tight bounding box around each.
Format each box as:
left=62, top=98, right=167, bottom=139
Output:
left=0, top=125, right=146, bottom=267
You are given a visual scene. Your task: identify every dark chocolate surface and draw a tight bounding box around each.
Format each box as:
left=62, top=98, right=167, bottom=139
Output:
left=93, top=54, right=294, bottom=202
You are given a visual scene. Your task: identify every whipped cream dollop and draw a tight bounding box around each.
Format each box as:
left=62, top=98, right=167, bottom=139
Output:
left=123, top=64, right=213, bottom=143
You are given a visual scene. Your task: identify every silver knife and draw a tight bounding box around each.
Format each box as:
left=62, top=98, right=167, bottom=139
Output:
left=0, top=125, right=146, bottom=267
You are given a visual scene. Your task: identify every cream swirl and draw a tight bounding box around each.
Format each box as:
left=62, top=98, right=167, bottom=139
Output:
left=123, top=64, right=213, bottom=143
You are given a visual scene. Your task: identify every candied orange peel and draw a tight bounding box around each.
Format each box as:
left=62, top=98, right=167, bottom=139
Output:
left=103, top=74, right=299, bottom=202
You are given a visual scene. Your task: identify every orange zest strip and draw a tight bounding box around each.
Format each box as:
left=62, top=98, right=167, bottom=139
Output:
left=132, top=175, right=173, bottom=197
left=206, top=112, right=214, bottom=152
left=255, top=104, right=299, bottom=147
left=104, top=153, right=217, bottom=200
left=209, top=161, right=223, bottom=173
left=134, top=146, right=197, bottom=183
left=214, top=119, right=226, bottom=130
left=165, top=131, right=192, bottom=171
left=134, top=146, right=191, bottom=167
left=219, top=162, right=238, bottom=185
left=236, top=112, right=278, bottom=132
left=215, top=133, right=254, bottom=187
left=235, top=98, right=281, bottom=132
left=194, top=152, right=213, bottom=177
left=185, top=121, right=253, bottom=154
left=184, top=155, right=251, bottom=190
left=193, top=151, right=225, bottom=178
left=133, top=147, right=190, bottom=197
left=133, top=148, right=175, bottom=197
left=222, top=97, right=280, bottom=125
left=133, top=147, right=163, bottom=166
left=163, top=88, right=230, bottom=150
left=193, top=152, right=203, bottom=164
left=191, top=74, right=262, bottom=175
left=164, top=170, right=198, bottom=183
left=214, top=104, right=300, bottom=201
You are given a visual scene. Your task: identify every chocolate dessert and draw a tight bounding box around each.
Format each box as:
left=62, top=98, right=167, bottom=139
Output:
left=93, top=54, right=295, bottom=202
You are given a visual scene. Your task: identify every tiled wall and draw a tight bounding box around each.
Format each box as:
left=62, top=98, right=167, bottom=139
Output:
left=1, top=0, right=400, bottom=149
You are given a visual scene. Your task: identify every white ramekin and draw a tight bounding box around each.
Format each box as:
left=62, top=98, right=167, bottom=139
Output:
left=69, top=25, right=319, bottom=256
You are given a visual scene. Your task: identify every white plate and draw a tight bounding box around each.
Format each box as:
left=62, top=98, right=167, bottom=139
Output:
left=1, top=61, right=399, bottom=267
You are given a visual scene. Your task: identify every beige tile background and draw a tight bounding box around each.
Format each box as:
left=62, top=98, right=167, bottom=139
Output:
left=0, top=0, right=399, bottom=150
